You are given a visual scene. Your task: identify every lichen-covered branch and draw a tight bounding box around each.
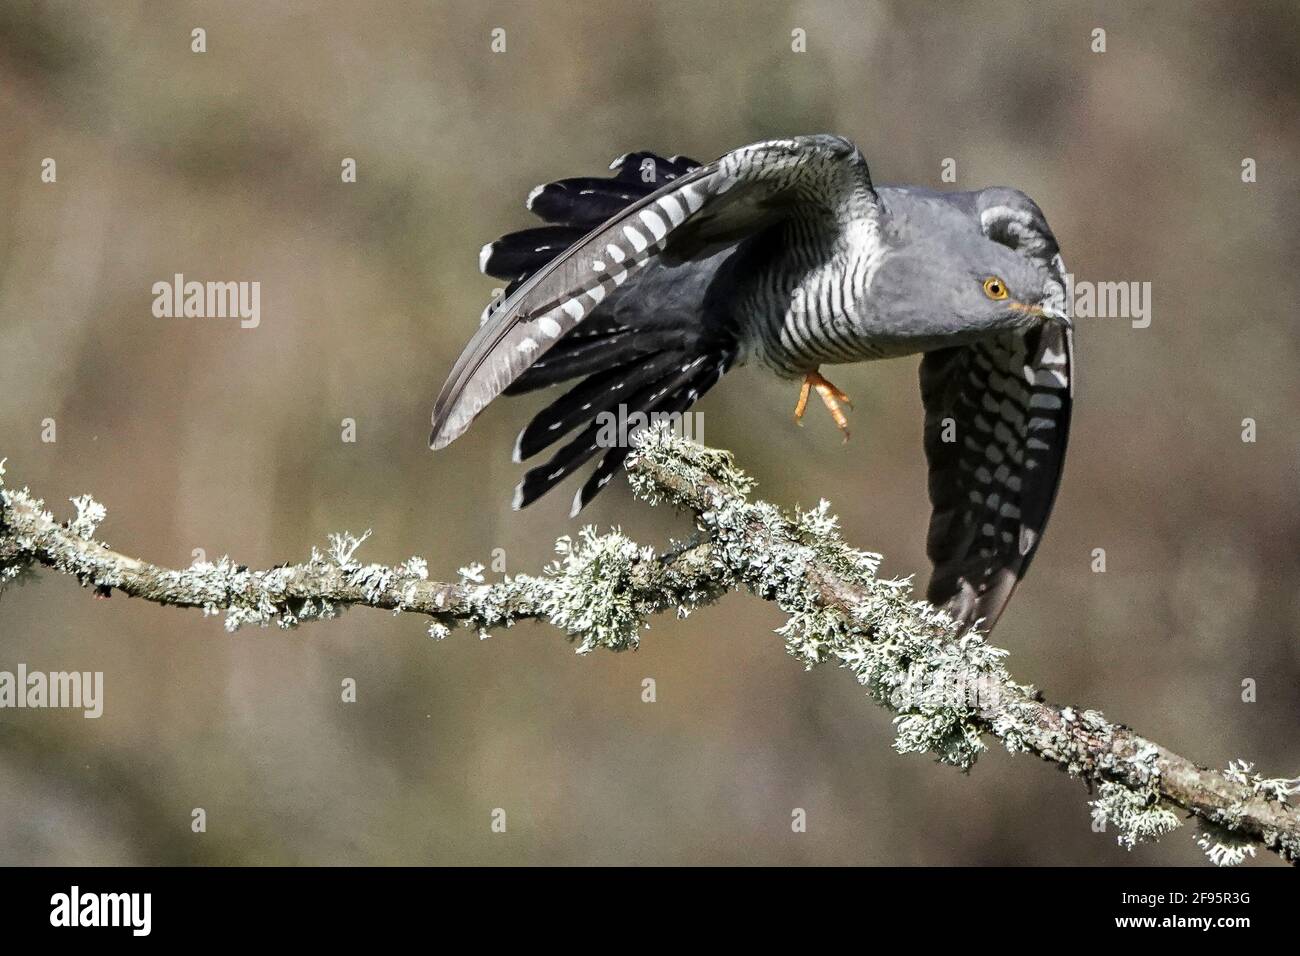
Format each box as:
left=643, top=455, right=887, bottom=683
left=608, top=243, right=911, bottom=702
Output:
left=1, top=438, right=1296, bottom=866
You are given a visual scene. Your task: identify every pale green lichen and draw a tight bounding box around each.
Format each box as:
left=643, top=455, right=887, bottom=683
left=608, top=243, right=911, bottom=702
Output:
left=1196, top=824, right=1258, bottom=867
left=67, top=494, right=107, bottom=540
left=0, top=460, right=432, bottom=630
left=1188, top=760, right=1300, bottom=865
left=1090, top=781, right=1182, bottom=850
left=626, top=424, right=1023, bottom=770
left=1079, top=735, right=1193, bottom=854
left=0, top=464, right=54, bottom=596
left=5, top=437, right=1296, bottom=863
left=447, top=525, right=725, bottom=653
left=1223, top=759, right=1300, bottom=803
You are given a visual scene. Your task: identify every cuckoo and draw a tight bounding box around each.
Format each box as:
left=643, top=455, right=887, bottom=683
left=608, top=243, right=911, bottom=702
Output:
left=430, top=135, right=1074, bottom=631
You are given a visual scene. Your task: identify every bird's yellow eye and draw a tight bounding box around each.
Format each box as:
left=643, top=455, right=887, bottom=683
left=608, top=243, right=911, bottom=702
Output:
left=982, top=276, right=1009, bottom=300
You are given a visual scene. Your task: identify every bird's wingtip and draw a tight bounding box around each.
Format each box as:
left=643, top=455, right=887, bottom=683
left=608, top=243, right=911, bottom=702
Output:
left=429, top=418, right=456, bottom=451
left=430, top=401, right=472, bottom=451
left=568, top=487, right=585, bottom=519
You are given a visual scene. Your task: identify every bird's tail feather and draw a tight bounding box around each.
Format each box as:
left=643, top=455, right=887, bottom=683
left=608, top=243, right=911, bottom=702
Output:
left=479, top=153, right=704, bottom=284
left=513, top=349, right=731, bottom=515
left=477, top=150, right=738, bottom=512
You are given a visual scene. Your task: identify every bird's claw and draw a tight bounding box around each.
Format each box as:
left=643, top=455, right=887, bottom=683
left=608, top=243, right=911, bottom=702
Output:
left=793, top=369, right=852, bottom=441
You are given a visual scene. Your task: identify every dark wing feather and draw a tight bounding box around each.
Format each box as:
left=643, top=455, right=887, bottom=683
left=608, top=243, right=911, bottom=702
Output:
left=512, top=351, right=686, bottom=462
left=566, top=354, right=728, bottom=516
left=524, top=177, right=657, bottom=228
left=479, top=226, right=589, bottom=280
left=430, top=162, right=717, bottom=450
left=920, top=310, right=1073, bottom=632
left=430, top=135, right=876, bottom=450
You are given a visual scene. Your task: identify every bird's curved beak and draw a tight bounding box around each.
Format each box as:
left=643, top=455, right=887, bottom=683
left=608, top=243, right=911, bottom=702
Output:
left=1011, top=300, right=1072, bottom=328
left=1038, top=301, right=1072, bottom=329
left=1038, top=279, right=1072, bottom=329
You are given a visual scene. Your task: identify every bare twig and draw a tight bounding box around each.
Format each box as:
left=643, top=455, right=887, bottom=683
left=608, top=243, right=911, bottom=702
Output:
left=1, top=437, right=1295, bottom=865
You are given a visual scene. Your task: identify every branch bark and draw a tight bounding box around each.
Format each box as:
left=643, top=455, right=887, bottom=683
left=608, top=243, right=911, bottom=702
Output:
left=1, top=439, right=1295, bottom=866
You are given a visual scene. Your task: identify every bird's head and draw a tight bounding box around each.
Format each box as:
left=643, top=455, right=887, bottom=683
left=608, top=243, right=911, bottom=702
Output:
left=972, top=186, right=1070, bottom=328
left=871, top=189, right=1069, bottom=342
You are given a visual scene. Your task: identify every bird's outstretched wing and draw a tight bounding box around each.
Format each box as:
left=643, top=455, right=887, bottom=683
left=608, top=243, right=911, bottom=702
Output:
left=920, top=250, right=1073, bottom=632
left=430, top=134, right=878, bottom=449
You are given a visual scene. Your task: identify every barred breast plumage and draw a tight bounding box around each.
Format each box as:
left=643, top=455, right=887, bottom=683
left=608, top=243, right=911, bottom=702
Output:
left=735, top=215, right=891, bottom=376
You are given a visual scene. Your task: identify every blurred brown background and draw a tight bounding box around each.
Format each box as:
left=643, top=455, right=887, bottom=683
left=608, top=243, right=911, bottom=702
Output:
left=1, top=0, right=1297, bottom=865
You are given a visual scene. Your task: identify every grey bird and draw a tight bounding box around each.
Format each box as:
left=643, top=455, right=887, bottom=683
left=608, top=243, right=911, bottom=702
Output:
left=430, top=135, right=1073, bottom=631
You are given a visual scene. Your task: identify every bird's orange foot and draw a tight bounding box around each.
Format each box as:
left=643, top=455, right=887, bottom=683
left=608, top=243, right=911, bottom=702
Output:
left=793, top=369, right=853, bottom=441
